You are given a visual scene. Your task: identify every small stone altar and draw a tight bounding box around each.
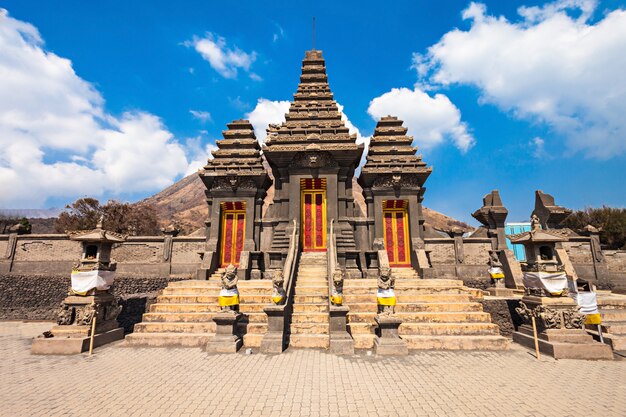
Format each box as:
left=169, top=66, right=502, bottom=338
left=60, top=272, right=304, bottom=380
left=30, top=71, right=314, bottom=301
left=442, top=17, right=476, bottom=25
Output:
left=31, top=219, right=125, bottom=355
left=510, top=216, right=612, bottom=360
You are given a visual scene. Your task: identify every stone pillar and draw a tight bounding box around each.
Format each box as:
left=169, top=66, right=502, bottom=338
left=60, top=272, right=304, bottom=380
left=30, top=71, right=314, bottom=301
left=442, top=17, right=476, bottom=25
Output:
left=260, top=305, right=287, bottom=353
left=329, top=306, right=354, bottom=355
left=206, top=311, right=243, bottom=353
left=374, top=315, right=408, bottom=356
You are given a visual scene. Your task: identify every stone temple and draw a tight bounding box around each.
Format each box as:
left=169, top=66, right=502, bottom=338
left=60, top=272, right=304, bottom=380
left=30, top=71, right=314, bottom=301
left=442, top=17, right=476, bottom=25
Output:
left=2, top=49, right=625, bottom=356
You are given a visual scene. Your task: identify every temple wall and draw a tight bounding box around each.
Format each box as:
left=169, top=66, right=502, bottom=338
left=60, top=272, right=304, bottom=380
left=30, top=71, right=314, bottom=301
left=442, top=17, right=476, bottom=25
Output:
left=425, top=240, right=455, bottom=265
left=423, top=238, right=493, bottom=287
left=0, top=238, right=8, bottom=257
left=563, top=241, right=593, bottom=264
left=463, top=242, right=491, bottom=265
left=605, top=250, right=626, bottom=293
left=13, top=235, right=81, bottom=262
left=0, top=234, right=204, bottom=278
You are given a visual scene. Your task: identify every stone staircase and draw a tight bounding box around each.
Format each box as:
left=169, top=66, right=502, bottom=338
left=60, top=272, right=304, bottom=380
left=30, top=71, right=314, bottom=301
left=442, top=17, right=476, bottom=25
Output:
left=270, top=228, right=290, bottom=251
left=125, top=272, right=272, bottom=348
left=344, top=268, right=510, bottom=350
left=586, top=296, right=626, bottom=352
left=290, top=252, right=330, bottom=349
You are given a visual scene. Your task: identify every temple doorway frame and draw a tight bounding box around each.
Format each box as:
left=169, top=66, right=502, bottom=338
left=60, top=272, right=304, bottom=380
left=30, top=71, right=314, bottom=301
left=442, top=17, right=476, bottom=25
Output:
left=219, top=201, right=247, bottom=267
left=300, top=178, right=327, bottom=252
left=383, top=199, right=410, bottom=267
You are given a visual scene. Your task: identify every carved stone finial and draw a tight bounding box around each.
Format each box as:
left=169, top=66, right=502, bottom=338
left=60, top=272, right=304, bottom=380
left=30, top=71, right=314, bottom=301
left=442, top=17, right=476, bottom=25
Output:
left=531, top=214, right=541, bottom=231
left=96, top=215, right=104, bottom=230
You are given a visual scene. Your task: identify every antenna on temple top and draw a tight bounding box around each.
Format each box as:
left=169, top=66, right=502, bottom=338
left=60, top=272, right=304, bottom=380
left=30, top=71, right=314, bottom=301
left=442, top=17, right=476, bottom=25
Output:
left=312, top=16, right=316, bottom=50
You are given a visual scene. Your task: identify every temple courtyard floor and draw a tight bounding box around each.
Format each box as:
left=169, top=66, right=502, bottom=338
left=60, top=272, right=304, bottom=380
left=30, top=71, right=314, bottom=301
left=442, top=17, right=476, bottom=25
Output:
left=1, top=322, right=625, bottom=417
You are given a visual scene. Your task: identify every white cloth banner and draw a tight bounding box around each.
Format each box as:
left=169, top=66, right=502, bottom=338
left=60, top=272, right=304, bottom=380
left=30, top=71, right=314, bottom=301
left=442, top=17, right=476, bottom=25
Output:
left=219, top=288, right=239, bottom=297
left=71, top=270, right=116, bottom=293
left=377, top=288, right=395, bottom=298
left=575, top=292, right=599, bottom=315
left=523, top=271, right=568, bottom=295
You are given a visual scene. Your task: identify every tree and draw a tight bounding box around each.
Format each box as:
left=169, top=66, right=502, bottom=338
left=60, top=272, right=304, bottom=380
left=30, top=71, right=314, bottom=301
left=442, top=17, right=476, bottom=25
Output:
left=562, top=206, right=626, bottom=250
left=0, top=215, right=30, bottom=234
left=54, top=198, right=160, bottom=235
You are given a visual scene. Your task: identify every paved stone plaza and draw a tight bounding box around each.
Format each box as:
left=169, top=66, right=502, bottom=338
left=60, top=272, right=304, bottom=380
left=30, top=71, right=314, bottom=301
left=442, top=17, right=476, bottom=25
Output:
left=1, top=322, right=624, bottom=417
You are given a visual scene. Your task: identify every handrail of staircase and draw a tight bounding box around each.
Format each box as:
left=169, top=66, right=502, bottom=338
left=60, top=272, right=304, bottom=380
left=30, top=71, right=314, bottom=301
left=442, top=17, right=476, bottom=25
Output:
left=327, top=219, right=337, bottom=307
left=282, top=219, right=299, bottom=302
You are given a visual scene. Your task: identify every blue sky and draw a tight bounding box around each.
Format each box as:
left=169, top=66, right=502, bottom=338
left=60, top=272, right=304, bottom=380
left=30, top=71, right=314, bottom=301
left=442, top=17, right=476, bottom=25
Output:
left=1, top=0, right=625, bottom=224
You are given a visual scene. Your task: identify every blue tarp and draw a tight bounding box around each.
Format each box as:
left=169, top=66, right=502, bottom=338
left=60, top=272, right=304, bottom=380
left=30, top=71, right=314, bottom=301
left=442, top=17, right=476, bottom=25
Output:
left=505, top=223, right=531, bottom=261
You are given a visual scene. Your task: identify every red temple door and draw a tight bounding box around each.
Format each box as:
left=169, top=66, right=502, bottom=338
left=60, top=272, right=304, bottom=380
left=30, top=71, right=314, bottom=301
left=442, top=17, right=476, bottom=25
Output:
left=383, top=200, right=410, bottom=267
left=301, top=178, right=327, bottom=252
left=220, top=202, right=246, bottom=267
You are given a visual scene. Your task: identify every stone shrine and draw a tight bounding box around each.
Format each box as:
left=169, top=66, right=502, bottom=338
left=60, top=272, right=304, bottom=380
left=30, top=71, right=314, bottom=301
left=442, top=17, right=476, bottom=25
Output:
left=31, top=219, right=125, bottom=354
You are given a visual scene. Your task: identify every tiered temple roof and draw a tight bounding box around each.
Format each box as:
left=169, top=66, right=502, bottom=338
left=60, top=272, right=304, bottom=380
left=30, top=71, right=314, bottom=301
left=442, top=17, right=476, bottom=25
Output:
left=360, top=116, right=432, bottom=184
left=199, top=120, right=269, bottom=189
left=263, top=50, right=361, bottom=156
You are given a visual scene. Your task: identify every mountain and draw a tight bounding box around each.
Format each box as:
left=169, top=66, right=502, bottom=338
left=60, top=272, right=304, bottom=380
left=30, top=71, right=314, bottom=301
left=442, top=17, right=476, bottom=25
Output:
left=141, top=174, right=473, bottom=235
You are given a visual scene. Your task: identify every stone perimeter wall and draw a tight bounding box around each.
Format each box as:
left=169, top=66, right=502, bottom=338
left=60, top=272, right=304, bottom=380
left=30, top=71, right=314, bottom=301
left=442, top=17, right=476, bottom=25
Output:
left=0, top=273, right=189, bottom=333
left=0, top=234, right=205, bottom=278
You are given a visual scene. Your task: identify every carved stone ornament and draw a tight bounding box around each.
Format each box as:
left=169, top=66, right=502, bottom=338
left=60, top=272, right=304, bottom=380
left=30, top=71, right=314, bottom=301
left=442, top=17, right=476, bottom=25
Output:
left=515, top=301, right=584, bottom=330
left=372, top=174, right=419, bottom=189
left=212, top=176, right=256, bottom=191
left=291, top=151, right=337, bottom=169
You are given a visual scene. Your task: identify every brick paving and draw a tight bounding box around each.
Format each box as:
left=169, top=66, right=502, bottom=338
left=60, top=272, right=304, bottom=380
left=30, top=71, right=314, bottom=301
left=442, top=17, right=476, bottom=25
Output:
left=1, top=322, right=625, bottom=417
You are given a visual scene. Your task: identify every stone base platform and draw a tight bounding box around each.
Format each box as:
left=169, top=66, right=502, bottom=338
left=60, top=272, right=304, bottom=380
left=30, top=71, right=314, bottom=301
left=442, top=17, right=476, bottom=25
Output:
left=31, top=327, right=124, bottom=355
left=513, top=325, right=613, bottom=360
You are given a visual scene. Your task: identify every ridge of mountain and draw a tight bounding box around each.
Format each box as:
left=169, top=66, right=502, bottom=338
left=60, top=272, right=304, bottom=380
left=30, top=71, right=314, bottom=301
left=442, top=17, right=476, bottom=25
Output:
left=141, top=174, right=473, bottom=235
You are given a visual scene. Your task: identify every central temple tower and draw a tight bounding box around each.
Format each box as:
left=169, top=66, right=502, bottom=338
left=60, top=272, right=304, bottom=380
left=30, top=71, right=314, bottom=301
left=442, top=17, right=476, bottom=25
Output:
left=261, top=49, right=364, bottom=274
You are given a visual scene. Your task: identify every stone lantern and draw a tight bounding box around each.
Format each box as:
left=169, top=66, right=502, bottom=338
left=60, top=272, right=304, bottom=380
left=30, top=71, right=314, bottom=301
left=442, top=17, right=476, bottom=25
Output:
left=509, top=215, right=612, bottom=359
left=32, top=218, right=126, bottom=354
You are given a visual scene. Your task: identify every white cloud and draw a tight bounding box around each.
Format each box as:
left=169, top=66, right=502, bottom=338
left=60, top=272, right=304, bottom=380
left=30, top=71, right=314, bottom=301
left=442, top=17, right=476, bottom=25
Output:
left=185, top=32, right=257, bottom=79
left=530, top=136, right=547, bottom=158
left=189, top=110, right=212, bottom=123
left=367, top=87, right=474, bottom=152
left=415, top=0, right=626, bottom=158
left=246, top=98, right=291, bottom=143
left=0, top=9, right=192, bottom=208
left=184, top=136, right=218, bottom=176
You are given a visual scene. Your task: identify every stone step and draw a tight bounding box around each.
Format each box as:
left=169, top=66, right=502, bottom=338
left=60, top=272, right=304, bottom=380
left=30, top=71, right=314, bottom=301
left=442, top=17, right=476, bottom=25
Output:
left=293, top=304, right=328, bottom=313
left=346, top=303, right=378, bottom=313
left=162, top=287, right=270, bottom=296
left=347, top=322, right=375, bottom=334
left=243, top=333, right=264, bottom=348
left=352, top=334, right=376, bottom=349
left=289, top=334, right=329, bottom=349
left=599, top=321, right=626, bottom=334
left=292, top=313, right=329, bottom=323
left=150, top=303, right=221, bottom=313
left=157, top=295, right=270, bottom=304
left=297, top=280, right=329, bottom=285
left=343, top=287, right=475, bottom=296
left=403, top=335, right=510, bottom=350
left=294, top=286, right=328, bottom=296
left=601, top=310, right=626, bottom=321
left=294, top=295, right=328, bottom=304
left=143, top=312, right=216, bottom=323
left=238, top=304, right=270, bottom=313
left=347, top=312, right=377, bottom=323
left=243, top=323, right=268, bottom=334
left=291, top=323, right=329, bottom=334
left=398, top=323, right=501, bottom=336
left=125, top=332, right=213, bottom=347
left=240, top=313, right=268, bottom=323
left=167, top=279, right=271, bottom=288
left=397, top=312, right=492, bottom=323
left=343, top=291, right=473, bottom=303
left=134, top=322, right=215, bottom=333
left=396, top=302, right=483, bottom=313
